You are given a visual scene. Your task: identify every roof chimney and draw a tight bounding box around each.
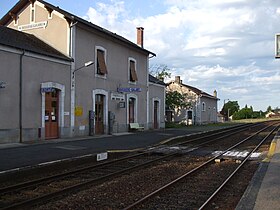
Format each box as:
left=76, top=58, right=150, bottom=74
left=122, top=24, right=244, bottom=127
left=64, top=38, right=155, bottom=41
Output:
left=213, top=90, right=217, bottom=98
left=137, top=27, right=144, bottom=48
left=175, top=76, right=181, bottom=84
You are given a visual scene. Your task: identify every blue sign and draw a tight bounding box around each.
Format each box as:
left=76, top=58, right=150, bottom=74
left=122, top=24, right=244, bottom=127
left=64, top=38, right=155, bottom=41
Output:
left=117, top=87, right=142, bottom=93
left=41, top=87, right=55, bottom=93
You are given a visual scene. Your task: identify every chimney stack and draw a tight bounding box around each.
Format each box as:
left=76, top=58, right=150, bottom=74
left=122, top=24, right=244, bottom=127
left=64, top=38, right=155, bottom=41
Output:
left=137, top=27, right=144, bottom=48
left=175, top=76, right=181, bottom=84
left=213, top=90, right=217, bottom=98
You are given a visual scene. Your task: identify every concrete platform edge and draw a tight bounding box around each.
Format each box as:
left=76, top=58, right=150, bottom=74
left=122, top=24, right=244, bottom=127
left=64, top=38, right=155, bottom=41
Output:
left=236, top=128, right=280, bottom=210
left=235, top=161, right=269, bottom=210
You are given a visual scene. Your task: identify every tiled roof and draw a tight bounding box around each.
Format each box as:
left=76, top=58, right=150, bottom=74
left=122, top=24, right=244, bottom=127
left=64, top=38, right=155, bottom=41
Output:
left=0, top=0, right=156, bottom=57
left=0, top=26, right=72, bottom=61
left=149, top=74, right=166, bottom=86
left=167, top=81, right=218, bottom=100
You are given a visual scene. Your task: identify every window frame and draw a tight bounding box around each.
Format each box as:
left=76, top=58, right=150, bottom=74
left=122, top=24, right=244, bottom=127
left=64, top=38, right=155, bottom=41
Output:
left=30, top=4, right=35, bottom=23
left=128, top=57, right=138, bottom=84
left=95, top=46, right=108, bottom=79
left=202, top=102, right=206, bottom=111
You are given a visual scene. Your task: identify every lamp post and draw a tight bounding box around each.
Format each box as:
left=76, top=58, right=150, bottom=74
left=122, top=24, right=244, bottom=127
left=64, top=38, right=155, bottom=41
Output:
left=72, top=61, right=94, bottom=79
left=70, top=61, right=94, bottom=137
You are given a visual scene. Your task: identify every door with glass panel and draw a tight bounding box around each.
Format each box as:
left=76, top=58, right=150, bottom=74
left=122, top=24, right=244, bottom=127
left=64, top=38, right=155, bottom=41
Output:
left=95, top=94, right=105, bottom=134
left=45, top=89, right=59, bottom=139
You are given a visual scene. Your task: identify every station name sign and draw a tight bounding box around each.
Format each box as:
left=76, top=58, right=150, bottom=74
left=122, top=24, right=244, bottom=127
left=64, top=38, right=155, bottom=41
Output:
left=18, top=21, right=48, bottom=31
left=41, top=87, right=55, bottom=93
left=117, top=87, right=141, bottom=93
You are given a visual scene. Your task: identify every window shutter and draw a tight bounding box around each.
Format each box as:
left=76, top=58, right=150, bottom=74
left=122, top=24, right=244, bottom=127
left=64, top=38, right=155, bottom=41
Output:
left=130, top=60, right=138, bottom=81
left=97, top=50, right=108, bottom=75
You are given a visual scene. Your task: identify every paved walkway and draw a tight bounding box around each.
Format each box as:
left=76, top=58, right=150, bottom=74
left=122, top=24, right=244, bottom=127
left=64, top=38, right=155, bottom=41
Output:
left=237, top=129, right=280, bottom=210
left=0, top=125, right=227, bottom=173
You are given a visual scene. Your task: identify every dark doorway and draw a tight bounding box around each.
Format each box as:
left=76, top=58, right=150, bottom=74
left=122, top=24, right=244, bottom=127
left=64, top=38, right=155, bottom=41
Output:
left=129, top=97, right=135, bottom=123
left=153, top=101, right=159, bottom=129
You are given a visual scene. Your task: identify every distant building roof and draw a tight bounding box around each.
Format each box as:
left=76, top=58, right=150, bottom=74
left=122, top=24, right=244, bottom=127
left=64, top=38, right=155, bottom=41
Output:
left=167, top=80, right=219, bottom=100
left=0, top=26, right=72, bottom=61
left=0, top=0, right=156, bottom=57
left=149, top=74, right=166, bottom=86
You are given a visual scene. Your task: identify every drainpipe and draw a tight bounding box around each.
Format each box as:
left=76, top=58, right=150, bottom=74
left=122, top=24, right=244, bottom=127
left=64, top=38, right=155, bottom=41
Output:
left=69, top=21, right=77, bottom=137
left=19, top=50, right=25, bottom=143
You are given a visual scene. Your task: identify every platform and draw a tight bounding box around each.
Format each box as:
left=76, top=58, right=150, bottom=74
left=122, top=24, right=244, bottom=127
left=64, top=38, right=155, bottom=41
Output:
left=237, top=129, right=280, bottom=210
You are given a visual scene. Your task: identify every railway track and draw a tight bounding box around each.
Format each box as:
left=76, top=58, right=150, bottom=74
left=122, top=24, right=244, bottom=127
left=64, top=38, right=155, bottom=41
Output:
left=123, top=123, right=279, bottom=209
left=0, top=122, right=275, bottom=209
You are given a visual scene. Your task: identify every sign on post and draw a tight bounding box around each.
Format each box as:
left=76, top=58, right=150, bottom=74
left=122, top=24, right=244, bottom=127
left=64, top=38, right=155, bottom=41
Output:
left=275, top=34, right=280, bottom=58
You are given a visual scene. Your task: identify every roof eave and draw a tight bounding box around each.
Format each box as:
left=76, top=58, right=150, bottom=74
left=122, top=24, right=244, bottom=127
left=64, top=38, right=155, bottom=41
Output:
left=1, top=0, right=156, bottom=56
left=40, top=0, right=156, bottom=56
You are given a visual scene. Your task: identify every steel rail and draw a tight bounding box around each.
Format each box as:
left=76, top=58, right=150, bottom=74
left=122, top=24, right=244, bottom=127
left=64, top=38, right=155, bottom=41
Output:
left=198, top=125, right=279, bottom=209
left=0, top=153, right=177, bottom=210
left=0, top=123, right=251, bottom=194
left=0, top=123, right=263, bottom=210
left=122, top=123, right=276, bottom=210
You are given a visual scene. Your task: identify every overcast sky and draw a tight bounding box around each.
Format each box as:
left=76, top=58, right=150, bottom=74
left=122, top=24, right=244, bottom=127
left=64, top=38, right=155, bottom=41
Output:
left=1, top=0, right=280, bottom=111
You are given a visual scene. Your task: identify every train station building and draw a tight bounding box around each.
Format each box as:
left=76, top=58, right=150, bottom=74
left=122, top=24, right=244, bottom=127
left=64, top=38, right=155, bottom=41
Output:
left=0, top=0, right=165, bottom=143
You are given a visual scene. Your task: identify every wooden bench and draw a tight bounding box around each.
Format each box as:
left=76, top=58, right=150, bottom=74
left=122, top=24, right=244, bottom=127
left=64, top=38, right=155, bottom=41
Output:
left=129, top=123, right=144, bottom=131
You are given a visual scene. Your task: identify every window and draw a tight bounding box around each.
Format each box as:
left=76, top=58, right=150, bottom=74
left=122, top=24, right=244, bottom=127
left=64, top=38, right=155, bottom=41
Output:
left=30, top=4, right=35, bottom=22
left=129, top=58, right=138, bottom=82
left=202, top=102, right=206, bottom=111
left=96, top=48, right=108, bottom=76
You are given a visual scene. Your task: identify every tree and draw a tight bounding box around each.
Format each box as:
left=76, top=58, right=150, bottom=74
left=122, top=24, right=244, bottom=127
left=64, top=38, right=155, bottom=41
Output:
left=221, top=101, right=239, bottom=120
left=166, top=91, right=190, bottom=111
left=149, top=64, right=171, bottom=81
left=266, top=106, right=272, bottom=113
left=233, top=105, right=253, bottom=120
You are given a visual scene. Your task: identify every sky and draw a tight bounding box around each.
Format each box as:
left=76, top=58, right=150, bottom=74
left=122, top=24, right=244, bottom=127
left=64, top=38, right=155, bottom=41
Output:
left=1, top=0, right=280, bottom=111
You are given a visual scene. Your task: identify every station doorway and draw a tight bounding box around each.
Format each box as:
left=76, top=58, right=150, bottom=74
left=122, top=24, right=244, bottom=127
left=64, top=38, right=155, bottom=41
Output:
left=45, top=89, right=59, bottom=139
left=129, top=97, right=136, bottom=123
left=153, top=101, right=159, bottom=129
left=95, top=94, right=105, bottom=134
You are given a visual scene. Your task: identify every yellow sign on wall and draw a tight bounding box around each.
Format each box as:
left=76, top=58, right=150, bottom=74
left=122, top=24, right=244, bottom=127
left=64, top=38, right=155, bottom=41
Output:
left=75, top=106, right=83, bottom=116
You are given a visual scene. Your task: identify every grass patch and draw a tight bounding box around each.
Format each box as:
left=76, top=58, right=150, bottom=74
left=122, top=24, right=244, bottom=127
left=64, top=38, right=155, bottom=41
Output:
left=165, top=122, right=187, bottom=128
left=232, top=118, right=280, bottom=123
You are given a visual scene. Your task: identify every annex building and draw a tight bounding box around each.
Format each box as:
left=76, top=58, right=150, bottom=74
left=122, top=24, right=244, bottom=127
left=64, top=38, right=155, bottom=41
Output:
left=166, top=76, right=219, bottom=125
